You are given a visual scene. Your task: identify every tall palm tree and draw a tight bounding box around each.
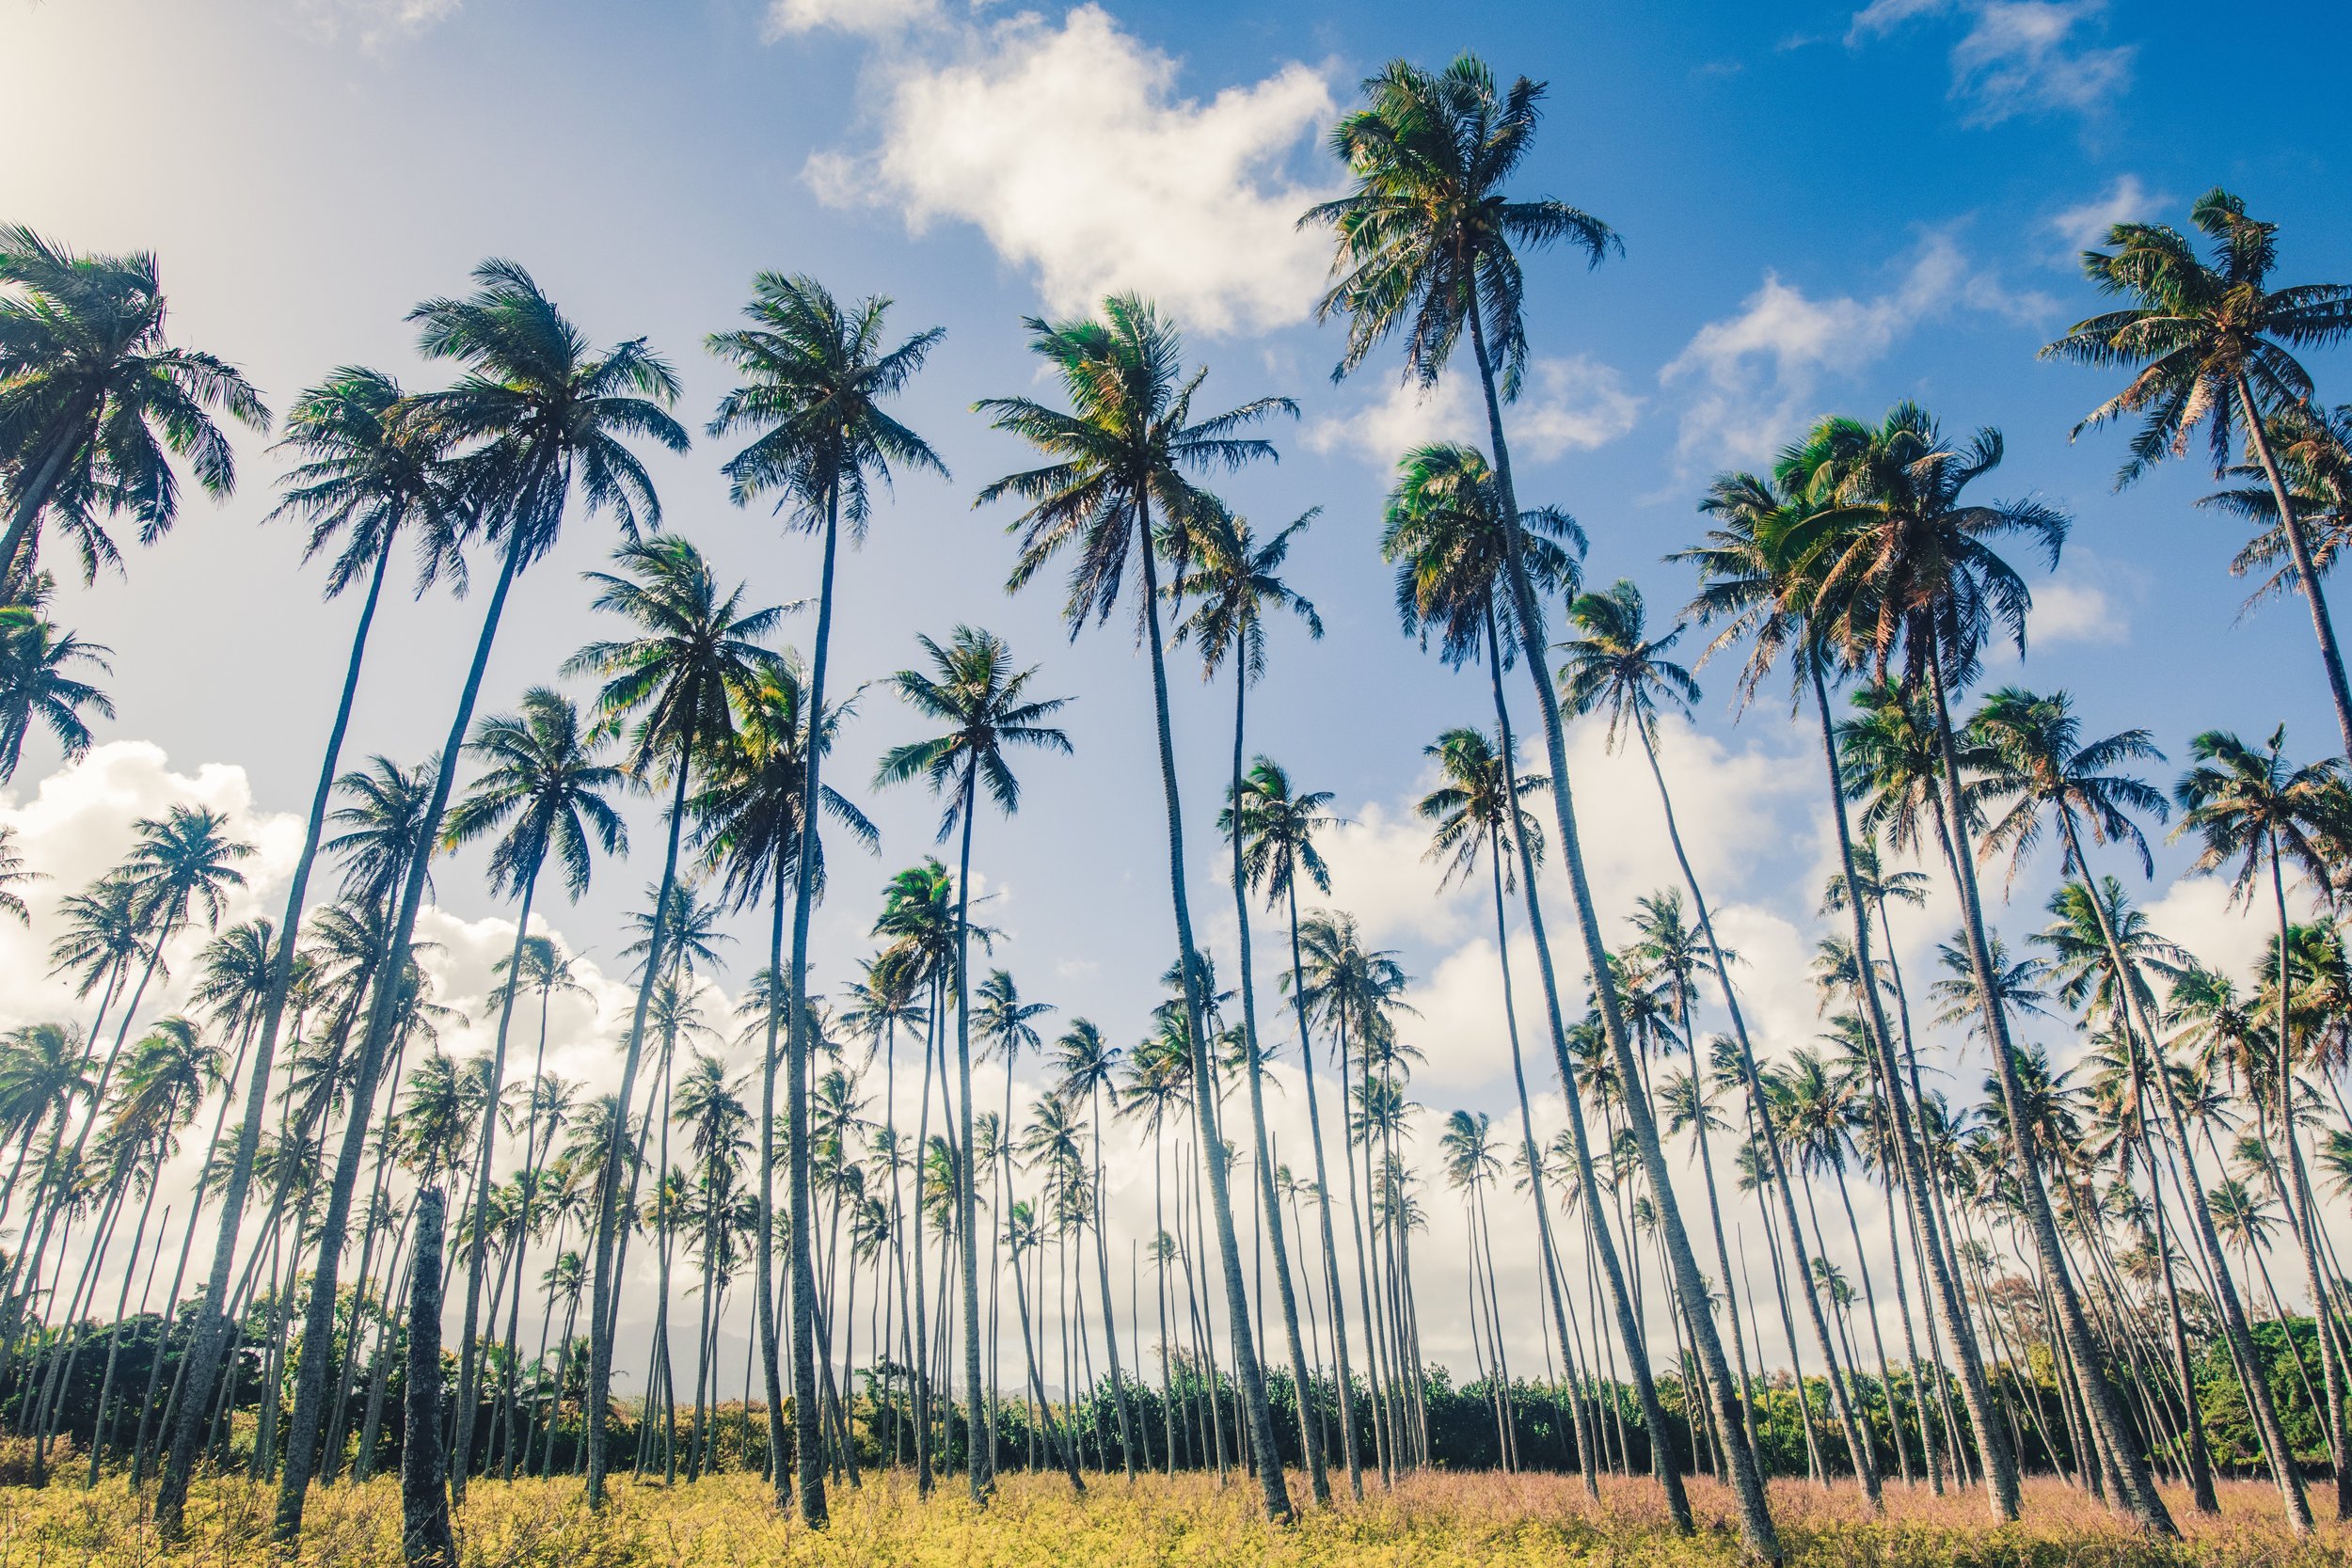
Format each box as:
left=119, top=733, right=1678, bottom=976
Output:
left=877, top=626, right=1071, bottom=1498
left=2042, top=190, right=2352, bottom=752
left=1233, top=758, right=1371, bottom=1495
left=708, top=273, right=944, bottom=1519
left=188, top=261, right=683, bottom=1543
left=978, top=293, right=1295, bottom=1520
left=1173, top=502, right=1333, bottom=1504
left=567, top=534, right=776, bottom=1505
left=1307, top=54, right=1777, bottom=1547
left=1790, top=402, right=2173, bottom=1534
left=1379, top=441, right=1614, bottom=1497
left=2174, top=727, right=2349, bottom=1523
left=1680, top=454, right=2023, bottom=1523
left=0, top=224, right=270, bottom=580
left=973, top=969, right=1052, bottom=1464
left=1049, top=1016, right=1137, bottom=1476
left=437, top=687, right=627, bottom=1494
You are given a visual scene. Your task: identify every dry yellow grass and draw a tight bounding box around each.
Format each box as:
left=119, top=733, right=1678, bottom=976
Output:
left=2, top=1467, right=2347, bottom=1568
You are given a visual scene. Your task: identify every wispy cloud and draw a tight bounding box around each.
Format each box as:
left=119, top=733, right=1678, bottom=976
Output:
left=1306, top=356, right=1641, bottom=472
left=799, top=4, right=1338, bottom=335
left=2047, top=172, right=2163, bottom=258
left=1661, top=231, right=2051, bottom=467
left=1849, top=0, right=2134, bottom=124
left=291, top=0, right=462, bottom=47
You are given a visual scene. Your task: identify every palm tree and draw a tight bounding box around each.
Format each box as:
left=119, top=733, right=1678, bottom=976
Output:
left=1789, top=401, right=2173, bottom=1533
left=0, top=224, right=270, bottom=580
left=1379, top=441, right=1614, bottom=1497
left=1559, top=580, right=1783, bottom=1473
left=973, top=970, right=1052, bottom=1464
left=0, top=823, right=39, bottom=927
left=1173, top=502, right=1332, bottom=1504
left=877, top=626, right=1071, bottom=1498
left=437, top=687, right=628, bottom=1494
left=2202, top=404, right=2352, bottom=626
left=1307, top=54, right=1776, bottom=1545
left=2042, top=190, right=2352, bottom=752
left=2174, top=727, right=2350, bottom=1522
left=186, top=261, right=683, bottom=1544
left=1680, top=454, right=2022, bottom=1523
left=708, top=272, right=944, bottom=1520
left=1050, top=1017, right=1138, bottom=1476
left=0, top=590, right=112, bottom=782
left=977, top=293, right=1295, bottom=1520
left=567, top=534, right=777, bottom=1504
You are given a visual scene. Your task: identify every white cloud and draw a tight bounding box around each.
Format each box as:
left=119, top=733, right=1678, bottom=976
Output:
left=802, top=5, right=1337, bottom=334
left=2048, top=172, right=2161, bottom=257
left=1849, top=0, right=2135, bottom=125
left=291, top=0, right=461, bottom=46
left=1307, top=356, right=1642, bottom=473
left=1661, top=231, right=2052, bottom=467
left=764, top=0, right=940, bottom=40
left=2030, top=574, right=2127, bottom=646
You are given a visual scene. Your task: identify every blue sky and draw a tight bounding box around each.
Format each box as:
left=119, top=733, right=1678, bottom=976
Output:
left=4, top=0, right=2347, bottom=1376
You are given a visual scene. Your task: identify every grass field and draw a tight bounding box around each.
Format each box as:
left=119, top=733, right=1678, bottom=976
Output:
left=3, top=1468, right=2347, bottom=1568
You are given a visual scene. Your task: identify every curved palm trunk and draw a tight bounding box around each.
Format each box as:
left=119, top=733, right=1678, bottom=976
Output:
left=1227, top=669, right=1328, bottom=1504
left=1283, top=883, right=1365, bottom=1498
left=951, top=761, right=989, bottom=1501
left=0, top=407, right=94, bottom=585
left=1917, top=651, right=2172, bottom=1535
left=451, top=864, right=543, bottom=1500
left=584, top=717, right=700, bottom=1509
left=1807, top=657, right=2021, bottom=1520
left=1133, top=513, right=1291, bottom=1521
left=774, top=483, right=841, bottom=1525
left=275, top=526, right=530, bottom=1544
left=157, top=495, right=401, bottom=1536
left=1467, top=305, right=1772, bottom=1558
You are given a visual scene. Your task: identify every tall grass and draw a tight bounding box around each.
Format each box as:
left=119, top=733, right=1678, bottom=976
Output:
left=2, top=1468, right=2344, bottom=1567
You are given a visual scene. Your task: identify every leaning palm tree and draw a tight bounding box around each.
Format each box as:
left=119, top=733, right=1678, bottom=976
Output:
left=241, top=259, right=685, bottom=1546
left=567, top=535, right=778, bottom=1506
left=691, top=655, right=873, bottom=1492
left=1232, top=757, right=1367, bottom=1497
left=1680, top=452, right=2023, bottom=1523
left=1173, top=502, right=1333, bottom=1504
left=437, top=687, right=628, bottom=1497
left=977, top=293, right=1296, bottom=1521
left=1791, top=401, right=2173, bottom=1534
left=2042, top=190, right=2352, bottom=752
left=2173, top=727, right=2349, bottom=1524
left=876, top=626, right=1071, bottom=1499
left=1305, top=55, right=1773, bottom=1547
left=707, top=273, right=944, bottom=1520
left=0, top=223, right=270, bottom=580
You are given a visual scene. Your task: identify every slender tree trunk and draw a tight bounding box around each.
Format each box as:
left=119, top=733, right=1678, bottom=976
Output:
left=2237, top=377, right=2352, bottom=757
left=158, top=499, right=402, bottom=1536
left=1089, top=1081, right=1136, bottom=1478
left=0, top=411, right=90, bottom=586
left=1132, top=512, right=1291, bottom=1521
left=1918, top=650, right=2173, bottom=1535
left=1466, top=304, right=1771, bottom=1555
left=585, top=718, right=700, bottom=1509
left=776, top=483, right=841, bottom=1526
left=757, top=848, right=791, bottom=1497
left=1283, top=884, right=1365, bottom=1498
left=951, top=760, right=989, bottom=1501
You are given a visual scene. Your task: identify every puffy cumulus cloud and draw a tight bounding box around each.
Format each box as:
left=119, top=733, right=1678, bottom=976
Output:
left=1661, top=231, right=2052, bottom=468
left=803, top=6, right=1338, bottom=334
left=1848, top=0, right=2135, bottom=126
left=1305, top=357, right=1642, bottom=474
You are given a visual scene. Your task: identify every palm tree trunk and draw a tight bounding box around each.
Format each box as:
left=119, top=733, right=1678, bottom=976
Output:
left=910, top=981, right=939, bottom=1492
left=0, top=409, right=93, bottom=585
left=1808, top=656, right=2022, bottom=1519
left=2237, top=376, right=2352, bottom=756
left=1227, top=669, right=1328, bottom=1504
left=450, top=865, right=542, bottom=1500
left=1282, top=883, right=1365, bottom=1498
left=950, top=761, right=988, bottom=1501
left=1132, top=510, right=1291, bottom=1521
left=1917, top=650, right=2173, bottom=1535
left=584, top=716, right=700, bottom=1510
left=272, top=521, right=527, bottom=1543
left=775, top=482, right=841, bottom=1526
left=401, top=1188, right=457, bottom=1568
left=1088, top=1081, right=1137, bottom=1479
left=158, top=503, right=400, bottom=1537
left=756, top=847, right=791, bottom=1494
